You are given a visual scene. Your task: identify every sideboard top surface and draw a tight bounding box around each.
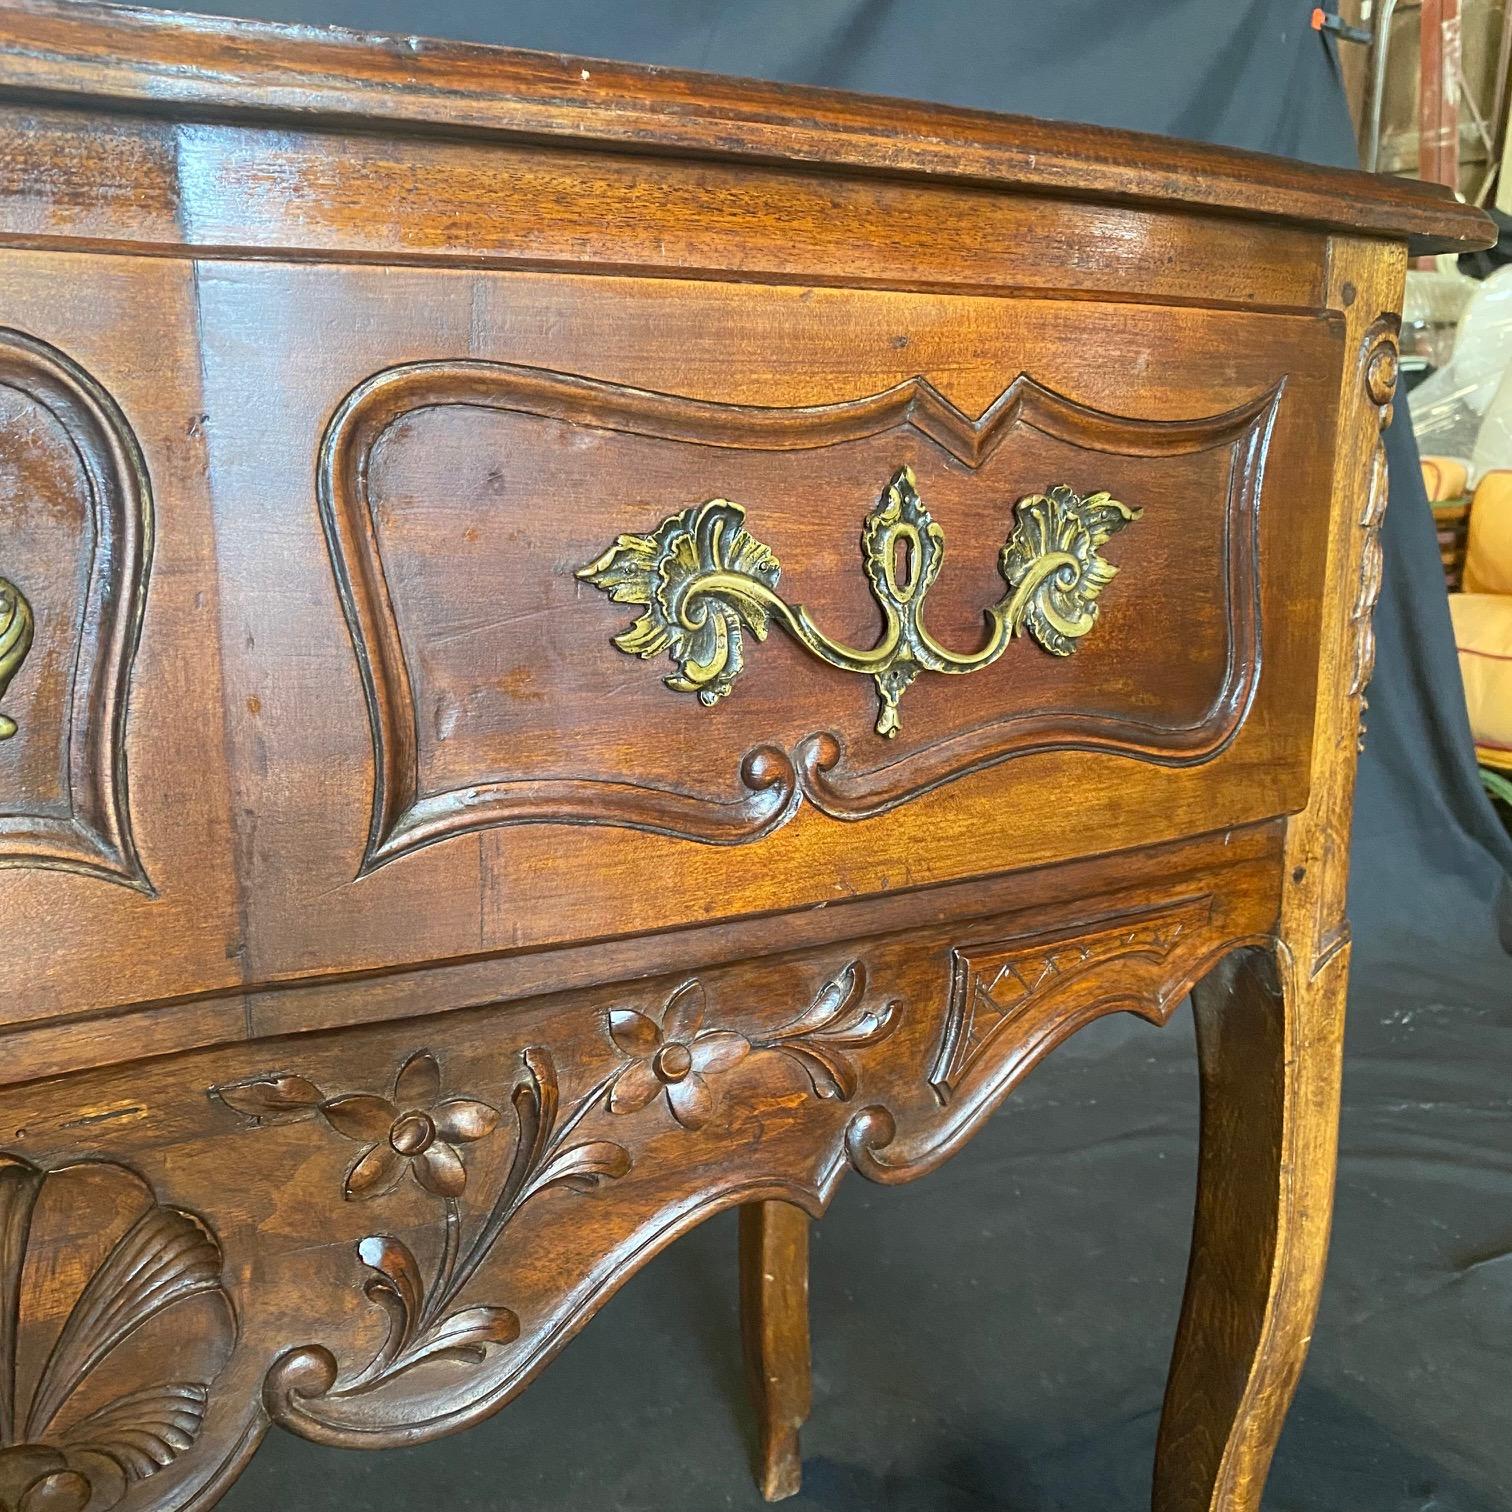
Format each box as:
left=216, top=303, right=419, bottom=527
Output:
left=0, top=0, right=1493, bottom=255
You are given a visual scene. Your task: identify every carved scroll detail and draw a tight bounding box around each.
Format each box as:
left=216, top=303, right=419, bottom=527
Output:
left=211, top=961, right=896, bottom=1444
left=577, top=470, right=1138, bottom=738
left=0, top=330, right=153, bottom=889
left=1349, top=315, right=1399, bottom=747
left=0, top=578, right=32, bottom=740
left=0, top=1153, right=234, bottom=1512
left=319, top=362, right=1277, bottom=869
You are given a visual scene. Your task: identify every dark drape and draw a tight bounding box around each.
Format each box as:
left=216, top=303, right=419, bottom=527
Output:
left=179, top=3, right=1511, bottom=1508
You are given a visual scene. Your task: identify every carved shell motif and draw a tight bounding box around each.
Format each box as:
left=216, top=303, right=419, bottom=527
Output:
left=0, top=1155, right=235, bottom=1512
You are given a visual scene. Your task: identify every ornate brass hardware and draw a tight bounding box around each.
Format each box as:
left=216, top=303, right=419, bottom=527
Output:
left=577, top=467, right=1139, bottom=737
left=0, top=575, right=34, bottom=740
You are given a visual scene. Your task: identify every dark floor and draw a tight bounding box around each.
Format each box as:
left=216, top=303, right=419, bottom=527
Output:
left=223, top=895, right=1512, bottom=1512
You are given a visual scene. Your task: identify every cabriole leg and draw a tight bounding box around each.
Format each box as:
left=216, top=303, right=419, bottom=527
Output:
left=1153, top=938, right=1348, bottom=1511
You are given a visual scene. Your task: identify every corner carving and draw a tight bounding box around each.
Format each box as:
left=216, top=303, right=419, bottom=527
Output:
left=1350, top=314, right=1399, bottom=747
left=931, top=894, right=1216, bottom=1102
left=0, top=1152, right=235, bottom=1511
left=319, top=362, right=1276, bottom=871
left=0, top=330, right=153, bottom=890
left=845, top=895, right=1237, bottom=1186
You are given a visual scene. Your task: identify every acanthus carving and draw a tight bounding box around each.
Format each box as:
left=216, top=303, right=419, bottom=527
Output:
left=0, top=1153, right=234, bottom=1512
left=320, top=362, right=1277, bottom=870
left=0, top=330, right=152, bottom=889
left=1350, top=314, right=1400, bottom=747
left=210, top=960, right=896, bottom=1443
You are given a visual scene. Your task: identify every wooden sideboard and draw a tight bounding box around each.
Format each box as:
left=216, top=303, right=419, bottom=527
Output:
left=0, top=4, right=1493, bottom=1509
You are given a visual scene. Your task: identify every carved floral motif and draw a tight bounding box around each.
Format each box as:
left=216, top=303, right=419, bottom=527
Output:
left=0, top=1154, right=234, bottom=1512
left=604, top=962, right=899, bottom=1130
left=217, top=1047, right=621, bottom=1401
left=215, top=961, right=898, bottom=1434
left=607, top=983, right=751, bottom=1130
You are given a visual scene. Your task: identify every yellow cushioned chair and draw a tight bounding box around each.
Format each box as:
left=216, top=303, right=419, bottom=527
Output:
left=1450, top=469, right=1512, bottom=772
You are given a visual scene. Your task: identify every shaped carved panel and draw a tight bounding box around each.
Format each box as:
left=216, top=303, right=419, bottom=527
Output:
left=931, top=895, right=1217, bottom=1103
left=320, top=362, right=1277, bottom=871
left=0, top=1153, right=235, bottom=1511
left=0, top=330, right=153, bottom=889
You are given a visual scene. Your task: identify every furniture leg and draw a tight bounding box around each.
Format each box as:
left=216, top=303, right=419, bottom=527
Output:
left=1153, top=937, right=1348, bottom=1511
left=739, top=1200, right=813, bottom=1502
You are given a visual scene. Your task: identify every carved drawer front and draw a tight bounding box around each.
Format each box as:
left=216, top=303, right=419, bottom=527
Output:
left=177, top=265, right=1346, bottom=985
left=308, top=278, right=1335, bottom=867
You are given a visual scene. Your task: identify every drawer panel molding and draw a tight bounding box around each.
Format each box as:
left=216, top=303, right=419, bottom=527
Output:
left=321, top=360, right=1278, bottom=871
left=0, top=329, right=153, bottom=890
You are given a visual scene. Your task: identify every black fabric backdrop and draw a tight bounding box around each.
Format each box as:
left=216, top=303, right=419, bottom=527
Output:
left=172, top=2, right=1511, bottom=1507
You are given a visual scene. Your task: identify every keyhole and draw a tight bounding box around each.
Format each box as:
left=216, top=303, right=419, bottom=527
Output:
left=893, top=536, right=914, bottom=591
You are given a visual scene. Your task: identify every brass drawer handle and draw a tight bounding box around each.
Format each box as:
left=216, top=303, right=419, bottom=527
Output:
left=578, top=466, right=1139, bottom=737
left=0, top=576, right=34, bottom=740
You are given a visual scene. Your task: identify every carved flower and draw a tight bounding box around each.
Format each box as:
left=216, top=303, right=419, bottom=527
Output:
left=606, top=982, right=750, bottom=1131
left=320, top=1051, right=501, bottom=1201
left=0, top=1155, right=234, bottom=1512
left=1000, top=485, right=1140, bottom=656
left=576, top=500, right=781, bottom=706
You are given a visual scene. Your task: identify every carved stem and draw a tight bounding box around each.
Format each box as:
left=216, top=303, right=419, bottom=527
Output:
left=417, top=1196, right=463, bottom=1335
left=436, top=1061, right=618, bottom=1314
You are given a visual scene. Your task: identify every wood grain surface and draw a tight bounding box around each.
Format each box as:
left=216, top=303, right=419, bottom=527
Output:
left=0, top=5, right=1492, bottom=1509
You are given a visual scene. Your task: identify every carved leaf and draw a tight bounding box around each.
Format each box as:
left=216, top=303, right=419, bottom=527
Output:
left=757, top=961, right=899, bottom=1102
left=526, top=1141, right=632, bottom=1199
left=776, top=960, right=866, bottom=1038
left=771, top=1042, right=857, bottom=1101
left=399, top=1306, right=521, bottom=1372
left=213, top=1073, right=325, bottom=1123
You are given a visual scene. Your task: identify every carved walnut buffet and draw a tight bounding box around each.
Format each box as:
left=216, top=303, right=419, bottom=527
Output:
left=0, top=4, right=1493, bottom=1509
